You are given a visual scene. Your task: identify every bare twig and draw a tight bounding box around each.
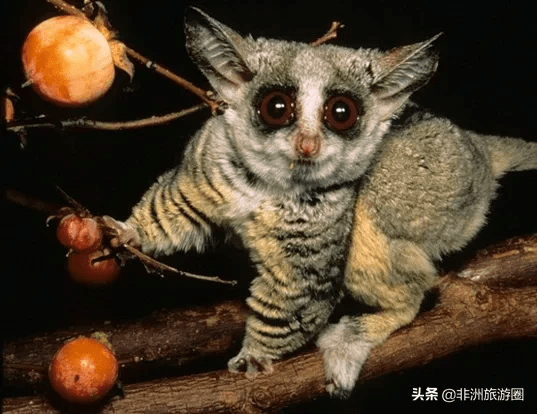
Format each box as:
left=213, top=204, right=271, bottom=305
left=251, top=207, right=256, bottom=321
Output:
left=5, top=189, right=63, bottom=216
left=123, top=244, right=237, bottom=286
left=6, top=104, right=208, bottom=133
left=310, top=21, right=345, bottom=47
left=44, top=0, right=88, bottom=20
left=124, top=48, right=222, bottom=113
left=54, top=185, right=89, bottom=212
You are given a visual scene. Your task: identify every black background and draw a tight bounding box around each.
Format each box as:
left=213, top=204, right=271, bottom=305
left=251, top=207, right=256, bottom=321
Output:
left=1, top=1, right=537, bottom=412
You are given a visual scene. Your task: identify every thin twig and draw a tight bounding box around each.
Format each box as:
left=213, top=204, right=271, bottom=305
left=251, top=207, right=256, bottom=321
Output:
left=6, top=104, right=208, bottom=133
left=54, top=185, right=89, bottom=212
left=3, top=88, right=27, bottom=147
left=44, top=0, right=88, bottom=20
left=310, top=21, right=345, bottom=47
left=123, top=244, right=237, bottom=286
left=5, top=189, right=63, bottom=216
left=124, top=48, right=222, bottom=113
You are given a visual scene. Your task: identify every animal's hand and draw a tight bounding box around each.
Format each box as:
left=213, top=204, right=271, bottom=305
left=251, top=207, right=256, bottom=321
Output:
left=100, top=216, right=141, bottom=249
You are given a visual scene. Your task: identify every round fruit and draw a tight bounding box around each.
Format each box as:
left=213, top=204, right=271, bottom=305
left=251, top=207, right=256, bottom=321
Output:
left=22, top=16, right=115, bottom=107
left=67, top=250, right=121, bottom=285
left=49, top=336, right=118, bottom=404
left=57, top=214, right=102, bottom=253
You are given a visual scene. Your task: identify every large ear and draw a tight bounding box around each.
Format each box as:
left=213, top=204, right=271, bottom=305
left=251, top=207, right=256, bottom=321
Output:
left=184, top=7, right=254, bottom=103
left=371, top=34, right=441, bottom=120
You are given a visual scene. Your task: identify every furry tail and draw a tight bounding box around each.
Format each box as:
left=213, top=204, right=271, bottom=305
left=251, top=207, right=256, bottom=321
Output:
left=486, top=136, right=537, bottom=178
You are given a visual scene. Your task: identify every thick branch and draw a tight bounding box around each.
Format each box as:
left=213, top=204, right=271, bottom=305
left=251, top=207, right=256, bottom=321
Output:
left=3, top=301, right=249, bottom=392
left=3, top=276, right=537, bottom=413
left=3, top=235, right=537, bottom=412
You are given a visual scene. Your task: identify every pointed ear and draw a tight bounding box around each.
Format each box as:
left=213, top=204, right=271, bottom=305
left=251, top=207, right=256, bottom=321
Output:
left=184, top=7, right=254, bottom=103
left=371, top=34, right=441, bottom=120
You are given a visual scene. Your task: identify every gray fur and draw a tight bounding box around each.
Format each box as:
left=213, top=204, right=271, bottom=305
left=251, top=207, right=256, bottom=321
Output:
left=109, top=7, right=537, bottom=399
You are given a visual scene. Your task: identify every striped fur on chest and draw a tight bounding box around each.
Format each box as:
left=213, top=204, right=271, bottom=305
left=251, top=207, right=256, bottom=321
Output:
left=242, top=188, right=356, bottom=356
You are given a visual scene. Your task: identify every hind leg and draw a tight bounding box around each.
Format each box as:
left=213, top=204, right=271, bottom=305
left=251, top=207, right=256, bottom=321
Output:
left=317, top=293, right=423, bottom=398
left=317, top=202, right=437, bottom=398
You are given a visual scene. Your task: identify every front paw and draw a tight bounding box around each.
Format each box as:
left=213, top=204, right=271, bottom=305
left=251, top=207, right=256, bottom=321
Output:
left=100, top=216, right=140, bottom=248
left=228, top=347, right=274, bottom=379
left=317, top=318, right=374, bottom=399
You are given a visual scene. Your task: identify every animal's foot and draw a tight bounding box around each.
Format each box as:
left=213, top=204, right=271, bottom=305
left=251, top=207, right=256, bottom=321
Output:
left=228, top=347, right=274, bottom=379
left=317, top=317, right=375, bottom=399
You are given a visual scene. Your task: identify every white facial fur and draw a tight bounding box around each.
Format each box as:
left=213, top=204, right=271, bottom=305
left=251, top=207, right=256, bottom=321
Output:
left=218, top=41, right=390, bottom=194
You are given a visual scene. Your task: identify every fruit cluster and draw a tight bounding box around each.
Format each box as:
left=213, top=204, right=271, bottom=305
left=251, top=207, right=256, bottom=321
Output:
left=56, top=213, right=121, bottom=285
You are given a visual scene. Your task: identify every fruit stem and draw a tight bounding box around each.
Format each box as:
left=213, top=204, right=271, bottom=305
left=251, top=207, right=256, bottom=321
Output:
left=20, top=79, right=33, bottom=88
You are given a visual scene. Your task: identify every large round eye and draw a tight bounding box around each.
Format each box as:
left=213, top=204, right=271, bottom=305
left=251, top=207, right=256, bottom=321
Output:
left=258, top=90, right=295, bottom=127
left=324, top=95, right=359, bottom=132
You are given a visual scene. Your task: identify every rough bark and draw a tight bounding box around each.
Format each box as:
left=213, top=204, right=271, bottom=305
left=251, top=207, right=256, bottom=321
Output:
left=3, top=301, right=249, bottom=391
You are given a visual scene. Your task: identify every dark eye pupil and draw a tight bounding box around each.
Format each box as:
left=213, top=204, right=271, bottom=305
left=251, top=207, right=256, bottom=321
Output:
left=268, top=97, right=287, bottom=120
left=324, top=95, right=359, bottom=132
left=332, top=101, right=350, bottom=123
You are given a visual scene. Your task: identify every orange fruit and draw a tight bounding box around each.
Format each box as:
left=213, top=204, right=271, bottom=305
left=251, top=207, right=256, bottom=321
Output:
left=56, top=214, right=103, bottom=253
left=67, top=249, right=121, bottom=285
left=22, top=16, right=115, bottom=107
left=49, top=337, right=118, bottom=403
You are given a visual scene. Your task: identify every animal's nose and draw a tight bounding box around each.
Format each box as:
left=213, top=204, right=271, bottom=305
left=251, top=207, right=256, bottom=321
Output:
left=295, top=133, right=321, bottom=158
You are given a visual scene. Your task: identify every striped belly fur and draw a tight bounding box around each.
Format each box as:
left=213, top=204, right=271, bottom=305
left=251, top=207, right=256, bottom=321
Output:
left=242, top=188, right=355, bottom=357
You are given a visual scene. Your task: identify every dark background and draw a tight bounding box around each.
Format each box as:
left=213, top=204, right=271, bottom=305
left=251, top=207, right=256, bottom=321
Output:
left=1, top=1, right=536, bottom=412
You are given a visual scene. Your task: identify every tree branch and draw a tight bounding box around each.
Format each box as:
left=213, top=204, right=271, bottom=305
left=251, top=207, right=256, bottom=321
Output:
left=3, top=301, right=249, bottom=392
left=44, top=0, right=88, bottom=20
left=123, top=47, right=222, bottom=114
left=6, top=104, right=208, bottom=133
left=4, top=189, right=63, bottom=216
left=3, top=235, right=537, bottom=413
left=310, top=21, right=344, bottom=47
